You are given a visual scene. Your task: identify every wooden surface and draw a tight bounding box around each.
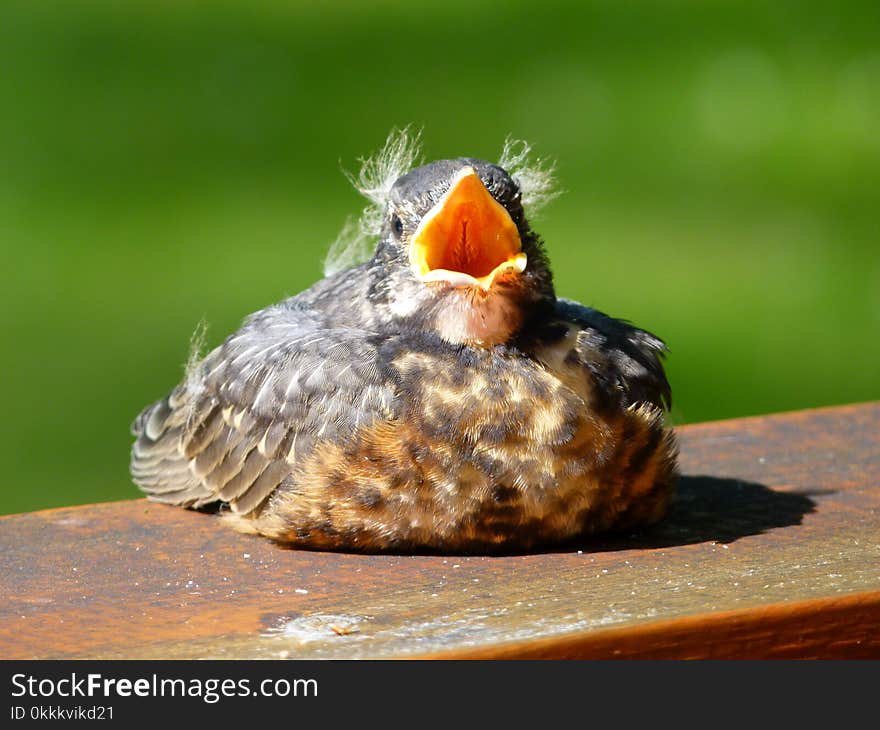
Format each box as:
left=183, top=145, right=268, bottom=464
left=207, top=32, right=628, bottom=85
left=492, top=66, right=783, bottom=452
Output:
left=1, top=402, right=878, bottom=659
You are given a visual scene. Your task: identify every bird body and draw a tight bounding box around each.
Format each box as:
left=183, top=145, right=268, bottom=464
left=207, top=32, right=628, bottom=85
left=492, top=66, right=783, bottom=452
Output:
left=132, top=138, right=676, bottom=552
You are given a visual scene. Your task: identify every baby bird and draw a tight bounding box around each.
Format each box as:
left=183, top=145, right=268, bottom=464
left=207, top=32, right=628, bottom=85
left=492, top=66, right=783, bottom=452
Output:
left=131, top=134, right=677, bottom=553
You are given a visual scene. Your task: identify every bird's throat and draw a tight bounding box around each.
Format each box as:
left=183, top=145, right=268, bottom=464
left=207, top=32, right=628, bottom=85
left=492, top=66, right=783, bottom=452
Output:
left=433, top=289, right=524, bottom=346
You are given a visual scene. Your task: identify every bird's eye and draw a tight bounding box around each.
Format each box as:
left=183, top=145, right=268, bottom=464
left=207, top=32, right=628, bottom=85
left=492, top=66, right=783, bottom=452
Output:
left=391, top=215, right=404, bottom=238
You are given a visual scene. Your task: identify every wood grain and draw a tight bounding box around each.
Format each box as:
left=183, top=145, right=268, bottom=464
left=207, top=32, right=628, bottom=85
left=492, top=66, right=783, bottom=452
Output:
left=1, top=402, right=878, bottom=659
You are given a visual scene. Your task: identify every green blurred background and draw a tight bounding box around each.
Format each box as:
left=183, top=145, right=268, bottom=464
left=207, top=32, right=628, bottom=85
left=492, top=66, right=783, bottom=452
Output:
left=2, top=0, right=878, bottom=514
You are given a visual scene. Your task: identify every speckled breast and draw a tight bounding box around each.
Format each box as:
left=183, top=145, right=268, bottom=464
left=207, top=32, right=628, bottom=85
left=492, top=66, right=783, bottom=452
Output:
left=253, top=340, right=676, bottom=553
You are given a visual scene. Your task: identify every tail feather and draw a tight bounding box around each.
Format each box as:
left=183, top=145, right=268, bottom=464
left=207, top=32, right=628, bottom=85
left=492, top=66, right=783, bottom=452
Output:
left=130, top=396, right=216, bottom=508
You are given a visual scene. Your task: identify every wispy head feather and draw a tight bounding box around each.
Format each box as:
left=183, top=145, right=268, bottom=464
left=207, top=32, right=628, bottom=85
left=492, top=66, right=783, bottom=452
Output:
left=323, top=216, right=374, bottom=276
left=325, top=128, right=423, bottom=275
left=348, top=127, right=422, bottom=208
left=498, top=137, right=559, bottom=217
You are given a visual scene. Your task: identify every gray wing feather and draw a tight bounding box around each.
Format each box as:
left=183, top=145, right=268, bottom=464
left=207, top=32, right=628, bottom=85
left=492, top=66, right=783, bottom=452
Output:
left=556, top=298, right=671, bottom=411
left=131, top=302, right=398, bottom=514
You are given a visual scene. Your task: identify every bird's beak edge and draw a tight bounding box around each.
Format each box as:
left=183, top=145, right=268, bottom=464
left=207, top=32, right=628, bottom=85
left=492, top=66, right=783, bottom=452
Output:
left=409, top=167, right=526, bottom=291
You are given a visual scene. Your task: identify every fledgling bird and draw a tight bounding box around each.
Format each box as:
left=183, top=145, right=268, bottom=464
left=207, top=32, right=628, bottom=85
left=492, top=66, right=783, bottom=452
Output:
left=131, top=132, right=677, bottom=553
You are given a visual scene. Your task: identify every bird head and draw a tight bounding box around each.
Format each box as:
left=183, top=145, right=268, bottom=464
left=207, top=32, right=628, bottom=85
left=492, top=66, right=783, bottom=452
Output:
left=367, top=156, right=556, bottom=347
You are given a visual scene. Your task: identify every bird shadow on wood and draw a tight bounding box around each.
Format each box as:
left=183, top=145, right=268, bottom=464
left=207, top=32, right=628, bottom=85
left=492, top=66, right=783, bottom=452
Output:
left=570, top=475, right=823, bottom=554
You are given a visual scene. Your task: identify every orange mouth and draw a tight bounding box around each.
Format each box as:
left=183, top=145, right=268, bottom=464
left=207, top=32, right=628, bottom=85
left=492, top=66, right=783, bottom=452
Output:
left=409, top=167, right=526, bottom=290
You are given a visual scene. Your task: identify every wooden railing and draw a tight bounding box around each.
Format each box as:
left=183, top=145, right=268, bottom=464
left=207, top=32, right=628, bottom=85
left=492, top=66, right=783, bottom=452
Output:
left=1, top=402, right=878, bottom=659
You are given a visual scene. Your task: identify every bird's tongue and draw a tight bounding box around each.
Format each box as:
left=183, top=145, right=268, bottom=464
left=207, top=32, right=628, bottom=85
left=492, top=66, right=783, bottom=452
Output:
left=410, top=167, right=526, bottom=290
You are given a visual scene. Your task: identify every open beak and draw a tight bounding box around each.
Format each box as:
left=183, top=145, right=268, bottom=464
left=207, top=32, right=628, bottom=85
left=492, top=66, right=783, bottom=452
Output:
left=409, top=167, right=526, bottom=291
